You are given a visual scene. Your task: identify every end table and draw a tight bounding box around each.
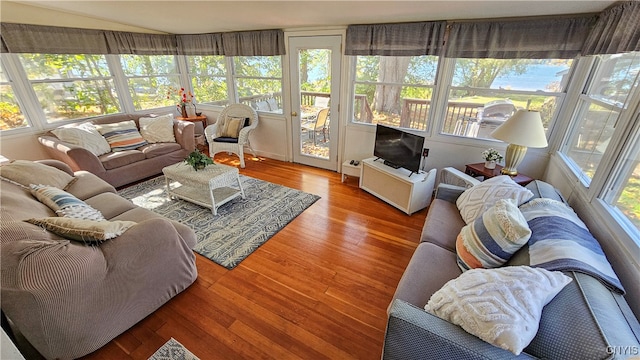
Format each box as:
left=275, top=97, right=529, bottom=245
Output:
left=177, top=115, right=208, bottom=151
left=465, top=162, right=533, bottom=186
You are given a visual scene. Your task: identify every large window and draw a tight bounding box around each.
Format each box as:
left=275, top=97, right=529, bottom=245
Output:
left=0, top=61, right=27, bottom=130
left=188, top=55, right=229, bottom=107
left=120, top=55, right=180, bottom=111
left=352, top=55, right=438, bottom=131
left=18, top=54, right=120, bottom=122
left=233, top=56, right=283, bottom=114
left=562, top=53, right=640, bottom=185
left=443, top=58, right=572, bottom=139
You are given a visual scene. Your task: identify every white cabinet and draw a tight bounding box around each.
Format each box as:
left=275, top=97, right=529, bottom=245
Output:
left=359, top=157, right=435, bottom=215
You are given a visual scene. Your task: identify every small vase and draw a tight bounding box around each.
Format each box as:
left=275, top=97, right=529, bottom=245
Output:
left=180, top=104, right=188, bottom=118
left=484, top=160, right=496, bottom=169
left=186, top=103, right=196, bottom=117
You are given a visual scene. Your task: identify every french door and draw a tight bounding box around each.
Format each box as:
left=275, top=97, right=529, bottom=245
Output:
left=289, top=36, right=341, bottom=171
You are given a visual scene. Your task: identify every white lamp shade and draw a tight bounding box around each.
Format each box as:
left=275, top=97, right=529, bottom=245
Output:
left=490, top=110, right=548, bottom=148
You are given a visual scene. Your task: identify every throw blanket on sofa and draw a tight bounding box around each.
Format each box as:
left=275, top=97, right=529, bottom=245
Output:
left=519, top=198, right=625, bottom=295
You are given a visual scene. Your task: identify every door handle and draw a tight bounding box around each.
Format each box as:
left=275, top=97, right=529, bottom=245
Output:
left=291, top=111, right=298, bottom=117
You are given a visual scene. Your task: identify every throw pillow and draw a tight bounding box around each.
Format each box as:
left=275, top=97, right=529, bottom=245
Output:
left=52, top=122, right=111, bottom=156
left=456, top=198, right=531, bottom=271
left=95, top=120, right=147, bottom=151
left=219, top=116, right=245, bottom=138
left=26, top=217, right=136, bottom=244
left=0, top=160, right=75, bottom=189
left=139, top=114, right=176, bottom=143
left=30, top=184, right=106, bottom=221
left=456, top=175, right=533, bottom=224
left=425, top=266, right=572, bottom=355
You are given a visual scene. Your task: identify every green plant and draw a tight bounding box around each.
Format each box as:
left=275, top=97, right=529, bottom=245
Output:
left=184, top=150, right=213, bottom=171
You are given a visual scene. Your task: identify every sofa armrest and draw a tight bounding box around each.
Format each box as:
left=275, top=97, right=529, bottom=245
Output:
left=38, top=135, right=106, bottom=174
left=434, top=184, right=466, bottom=203
left=35, top=159, right=74, bottom=176
left=173, top=120, right=195, bottom=152
left=383, top=300, right=535, bottom=360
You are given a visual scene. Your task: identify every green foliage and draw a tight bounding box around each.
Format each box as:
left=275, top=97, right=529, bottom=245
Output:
left=184, top=150, right=214, bottom=171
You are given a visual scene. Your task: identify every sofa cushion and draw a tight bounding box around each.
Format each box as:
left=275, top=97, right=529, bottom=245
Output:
left=425, top=266, right=571, bottom=355
left=420, top=199, right=465, bottom=251
left=139, top=114, right=176, bottom=144
left=524, top=179, right=566, bottom=203
left=456, top=198, right=531, bottom=271
left=99, top=150, right=146, bottom=170
left=390, top=242, right=461, bottom=312
left=30, top=184, right=106, bottom=221
left=52, top=122, right=111, bottom=156
left=95, top=120, right=148, bottom=152
left=25, top=217, right=136, bottom=244
left=139, top=142, right=183, bottom=159
left=456, top=175, right=533, bottom=224
left=0, top=160, right=76, bottom=189
left=85, top=192, right=137, bottom=220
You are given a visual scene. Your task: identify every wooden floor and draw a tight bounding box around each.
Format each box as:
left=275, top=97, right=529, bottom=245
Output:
left=80, top=154, right=428, bottom=359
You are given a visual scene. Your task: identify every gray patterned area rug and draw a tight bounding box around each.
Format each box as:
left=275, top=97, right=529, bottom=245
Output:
left=148, top=338, right=198, bottom=360
left=119, top=175, right=320, bottom=269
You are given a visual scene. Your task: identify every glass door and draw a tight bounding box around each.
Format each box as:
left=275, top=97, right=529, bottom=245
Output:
left=289, top=36, right=341, bottom=171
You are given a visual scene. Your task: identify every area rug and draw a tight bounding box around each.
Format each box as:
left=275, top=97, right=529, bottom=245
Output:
left=148, top=338, right=199, bottom=360
left=118, top=175, right=320, bottom=269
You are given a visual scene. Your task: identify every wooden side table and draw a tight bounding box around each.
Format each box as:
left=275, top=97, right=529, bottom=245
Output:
left=465, top=162, right=533, bottom=186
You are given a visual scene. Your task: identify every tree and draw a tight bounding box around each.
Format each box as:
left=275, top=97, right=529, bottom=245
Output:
left=454, top=59, right=529, bottom=96
left=373, top=57, right=410, bottom=114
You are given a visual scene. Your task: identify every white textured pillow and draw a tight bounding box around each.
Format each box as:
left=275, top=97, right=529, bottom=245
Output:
left=456, top=175, right=533, bottom=224
left=139, top=114, right=176, bottom=143
left=425, top=266, right=572, bottom=355
left=52, top=122, right=111, bottom=156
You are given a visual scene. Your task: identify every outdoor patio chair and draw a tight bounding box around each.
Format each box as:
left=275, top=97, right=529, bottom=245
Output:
left=205, top=104, right=259, bottom=168
left=301, top=107, right=329, bottom=145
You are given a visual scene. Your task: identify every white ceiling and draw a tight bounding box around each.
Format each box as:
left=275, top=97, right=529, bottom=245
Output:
left=1, top=1, right=615, bottom=35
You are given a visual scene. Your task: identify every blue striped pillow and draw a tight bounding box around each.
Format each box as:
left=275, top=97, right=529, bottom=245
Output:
left=30, top=184, right=105, bottom=221
left=456, top=198, right=531, bottom=271
left=95, top=120, right=147, bottom=152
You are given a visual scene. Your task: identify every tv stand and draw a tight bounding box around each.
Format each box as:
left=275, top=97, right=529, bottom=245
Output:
left=359, top=157, right=435, bottom=215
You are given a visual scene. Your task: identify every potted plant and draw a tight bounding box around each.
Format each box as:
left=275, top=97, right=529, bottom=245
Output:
left=184, top=150, right=213, bottom=171
left=481, top=148, right=503, bottom=169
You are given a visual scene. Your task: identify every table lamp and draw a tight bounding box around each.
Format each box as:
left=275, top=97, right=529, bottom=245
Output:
left=490, top=109, right=548, bottom=176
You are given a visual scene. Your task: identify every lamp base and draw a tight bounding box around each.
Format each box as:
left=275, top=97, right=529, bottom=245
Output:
left=501, top=143, right=528, bottom=176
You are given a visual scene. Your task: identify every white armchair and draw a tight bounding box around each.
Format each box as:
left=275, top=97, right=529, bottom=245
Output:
left=204, top=104, right=259, bottom=168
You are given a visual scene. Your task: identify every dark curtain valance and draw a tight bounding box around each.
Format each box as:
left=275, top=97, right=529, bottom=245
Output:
left=221, top=30, right=285, bottom=56
left=0, top=23, right=284, bottom=56
left=104, top=31, right=177, bottom=55
left=445, top=15, right=597, bottom=59
left=583, top=1, right=640, bottom=55
left=177, top=33, right=224, bottom=55
left=1, top=23, right=110, bottom=54
left=345, top=21, right=446, bottom=56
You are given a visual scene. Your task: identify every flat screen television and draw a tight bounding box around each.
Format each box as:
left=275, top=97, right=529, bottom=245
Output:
left=373, top=124, right=425, bottom=176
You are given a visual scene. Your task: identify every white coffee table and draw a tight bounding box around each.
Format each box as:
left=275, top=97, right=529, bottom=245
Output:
left=162, top=162, right=245, bottom=215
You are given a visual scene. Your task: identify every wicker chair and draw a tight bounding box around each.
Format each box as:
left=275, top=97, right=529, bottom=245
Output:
left=204, top=104, right=259, bottom=168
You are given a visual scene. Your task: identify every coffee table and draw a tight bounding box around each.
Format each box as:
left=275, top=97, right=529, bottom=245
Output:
left=162, top=162, right=245, bottom=215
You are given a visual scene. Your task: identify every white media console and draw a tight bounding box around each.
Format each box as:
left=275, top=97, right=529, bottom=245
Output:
left=359, top=157, right=435, bottom=215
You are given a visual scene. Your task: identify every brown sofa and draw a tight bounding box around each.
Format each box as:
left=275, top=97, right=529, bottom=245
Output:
left=383, top=171, right=640, bottom=359
left=38, top=113, right=195, bottom=188
left=0, top=160, right=197, bottom=359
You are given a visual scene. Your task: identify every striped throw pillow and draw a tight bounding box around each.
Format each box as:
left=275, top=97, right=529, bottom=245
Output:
left=30, top=184, right=106, bottom=221
left=456, top=198, right=531, bottom=271
left=95, top=120, right=147, bottom=151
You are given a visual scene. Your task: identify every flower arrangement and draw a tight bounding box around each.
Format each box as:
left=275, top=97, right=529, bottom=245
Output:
left=167, top=86, right=196, bottom=117
left=482, top=148, right=503, bottom=162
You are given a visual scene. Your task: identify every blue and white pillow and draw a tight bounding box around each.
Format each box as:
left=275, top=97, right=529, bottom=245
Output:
left=30, top=184, right=105, bottom=221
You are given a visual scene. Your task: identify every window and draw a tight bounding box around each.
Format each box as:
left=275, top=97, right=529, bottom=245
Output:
left=0, top=60, right=27, bottom=130
left=233, top=56, right=283, bottom=113
left=120, top=55, right=180, bottom=111
left=443, top=58, right=572, bottom=139
left=18, top=54, right=121, bottom=122
left=562, top=52, right=640, bottom=185
left=187, top=55, right=229, bottom=107
left=352, top=55, right=438, bottom=131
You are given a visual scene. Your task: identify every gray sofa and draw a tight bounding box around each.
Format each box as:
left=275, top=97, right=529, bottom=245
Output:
left=38, top=113, right=195, bottom=188
left=384, top=171, right=640, bottom=359
left=0, top=160, right=197, bottom=359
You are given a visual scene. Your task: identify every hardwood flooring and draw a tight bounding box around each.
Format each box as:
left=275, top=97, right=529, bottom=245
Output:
left=80, top=154, right=428, bottom=359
